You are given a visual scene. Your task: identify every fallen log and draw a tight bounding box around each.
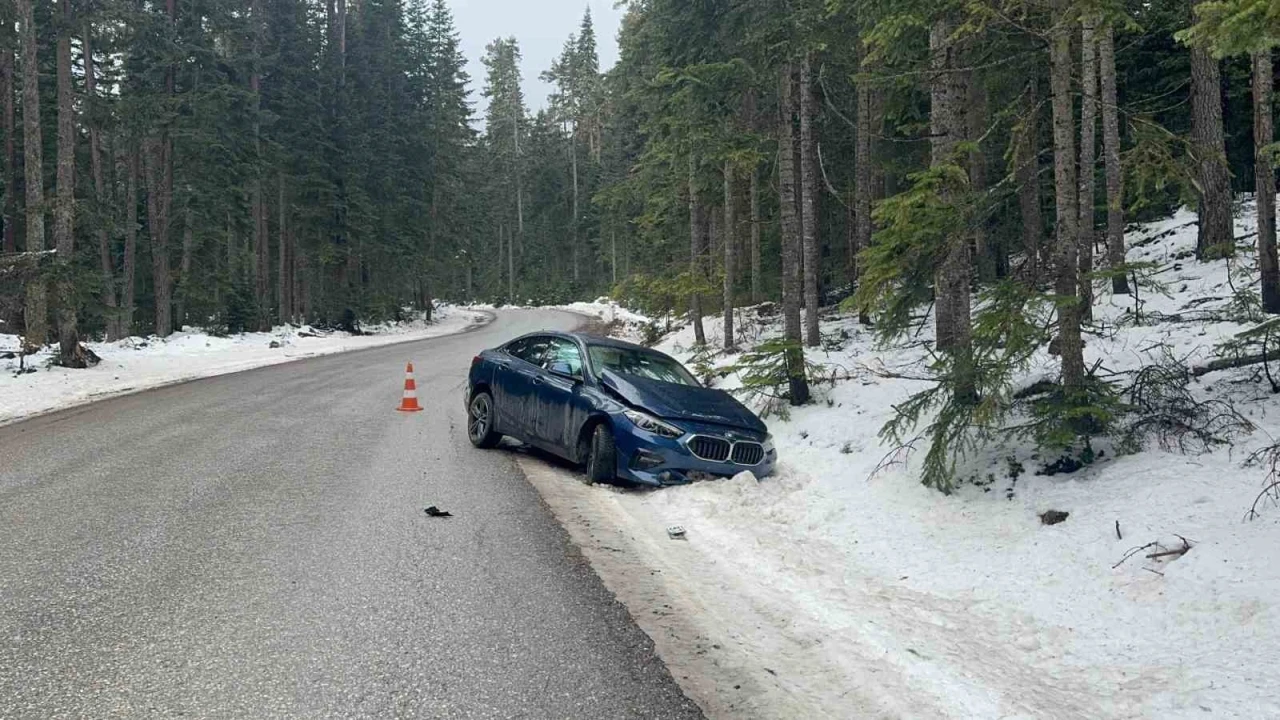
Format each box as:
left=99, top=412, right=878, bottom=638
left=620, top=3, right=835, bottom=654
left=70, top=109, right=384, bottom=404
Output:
left=1191, top=349, right=1280, bottom=377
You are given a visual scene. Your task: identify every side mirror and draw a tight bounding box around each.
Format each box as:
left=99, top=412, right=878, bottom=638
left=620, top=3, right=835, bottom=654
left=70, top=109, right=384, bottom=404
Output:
left=547, top=361, right=581, bottom=380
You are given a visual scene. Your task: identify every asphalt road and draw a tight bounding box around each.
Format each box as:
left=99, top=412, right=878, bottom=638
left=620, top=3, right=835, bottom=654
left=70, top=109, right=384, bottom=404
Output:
left=0, top=310, right=703, bottom=719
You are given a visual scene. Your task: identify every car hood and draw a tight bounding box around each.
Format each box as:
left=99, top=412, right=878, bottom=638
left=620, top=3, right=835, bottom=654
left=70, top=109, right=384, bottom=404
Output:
left=599, top=370, right=767, bottom=434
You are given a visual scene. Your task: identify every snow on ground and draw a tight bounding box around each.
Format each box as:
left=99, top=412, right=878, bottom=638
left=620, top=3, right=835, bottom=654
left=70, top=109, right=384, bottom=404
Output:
left=528, top=200, right=1280, bottom=718
left=467, top=298, right=653, bottom=343
left=0, top=304, right=489, bottom=426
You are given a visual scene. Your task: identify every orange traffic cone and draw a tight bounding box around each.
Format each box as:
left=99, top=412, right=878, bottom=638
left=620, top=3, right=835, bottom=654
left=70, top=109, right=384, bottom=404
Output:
left=397, top=362, right=424, bottom=412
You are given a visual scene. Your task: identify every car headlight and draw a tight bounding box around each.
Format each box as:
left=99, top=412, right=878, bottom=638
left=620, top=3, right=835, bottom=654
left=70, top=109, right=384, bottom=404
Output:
left=623, top=409, right=684, bottom=439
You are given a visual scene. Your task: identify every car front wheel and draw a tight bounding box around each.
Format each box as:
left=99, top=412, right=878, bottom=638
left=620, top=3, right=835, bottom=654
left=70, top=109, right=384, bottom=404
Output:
left=583, top=423, right=617, bottom=485
left=467, top=391, right=502, bottom=449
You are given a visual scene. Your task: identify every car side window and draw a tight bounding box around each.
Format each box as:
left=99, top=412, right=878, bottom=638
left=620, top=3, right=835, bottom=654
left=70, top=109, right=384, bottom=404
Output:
left=508, top=336, right=550, bottom=366
left=543, top=339, right=584, bottom=377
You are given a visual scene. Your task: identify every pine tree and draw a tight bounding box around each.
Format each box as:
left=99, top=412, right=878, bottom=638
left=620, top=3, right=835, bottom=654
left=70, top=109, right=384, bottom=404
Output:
left=16, top=0, right=47, bottom=352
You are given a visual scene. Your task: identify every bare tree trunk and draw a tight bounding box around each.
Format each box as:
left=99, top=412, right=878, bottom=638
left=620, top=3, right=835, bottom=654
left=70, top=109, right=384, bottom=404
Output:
left=250, top=0, right=269, bottom=331
left=778, top=60, right=810, bottom=405
left=1050, top=0, right=1084, bottom=388
left=799, top=54, right=821, bottom=347
left=611, top=228, right=617, bottom=285
left=1190, top=0, right=1234, bottom=259
left=17, top=0, right=46, bottom=351
left=750, top=166, right=762, bottom=304
left=122, top=149, right=138, bottom=336
left=143, top=137, right=173, bottom=338
left=52, top=0, right=80, bottom=365
left=507, top=223, right=514, bottom=303
left=278, top=171, right=290, bottom=324
left=571, top=133, right=579, bottom=284
left=854, top=56, right=875, bottom=325
left=1, top=25, right=14, bottom=256
left=929, top=16, right=976, bottom=401
left=1017, top=80, right=1043, bottom=282
left=967, top=68, right=993, bottom=281
left=689, top=158, right=706, bottom=345
left=1255, top=49, right=1280, bottom=314
left=723, top=161, right=736, bottom=350
left=1099, top=24, right=1129, bottom=295
left=178, top=202, right=193, bottom=329
left=86, top=23, right=120, bottom=338
left=1078, top=13, right=1099, bottom=322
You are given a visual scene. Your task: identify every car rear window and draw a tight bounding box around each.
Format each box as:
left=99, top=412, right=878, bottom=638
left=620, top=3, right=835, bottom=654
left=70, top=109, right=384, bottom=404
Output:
left=586, top=345, right=699, bottom=386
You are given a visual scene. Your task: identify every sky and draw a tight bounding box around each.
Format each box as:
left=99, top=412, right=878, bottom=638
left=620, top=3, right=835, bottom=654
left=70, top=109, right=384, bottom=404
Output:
left=449, top=0, right=626, bottom=123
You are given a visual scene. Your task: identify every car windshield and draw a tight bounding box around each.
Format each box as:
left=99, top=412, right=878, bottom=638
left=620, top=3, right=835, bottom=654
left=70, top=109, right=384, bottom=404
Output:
left=587, top=345, right=699, bottom=387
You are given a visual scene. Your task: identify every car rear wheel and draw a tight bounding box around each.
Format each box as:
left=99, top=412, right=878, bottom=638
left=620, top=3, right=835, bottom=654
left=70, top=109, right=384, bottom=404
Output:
left=467, top=391, right=502, bottom=449
left=583, top=423, right=617, bottom=485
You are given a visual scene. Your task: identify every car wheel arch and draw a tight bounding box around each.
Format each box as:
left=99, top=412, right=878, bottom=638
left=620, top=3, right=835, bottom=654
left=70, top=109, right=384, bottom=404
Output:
left=575, top=413, right=612, bottom=464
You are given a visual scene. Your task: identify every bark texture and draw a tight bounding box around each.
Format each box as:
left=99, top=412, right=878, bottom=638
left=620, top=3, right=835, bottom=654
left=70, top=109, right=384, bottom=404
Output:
left=1099, top=24, right=1129, bottom=294
left=929, top=16, right=974, bottom=400
left=1078, top=14, right=1099, bottom=322
left=1050, top=0, right=1084, bottom=388
left=1189, top=0, right=1234, bottom=259
left=723, top=162, right=736, bottom=350
left=799, top=54, right=821, bottom=347
left=1255, top=49, right=1279, bottom=313
left=689, top=158, right=706, bottom=345
left=17, top=0, right=46, bottom=350
left=1017, top=80, right=1043, bottom=281
left=778, top=60, right=810, bottom=405
left=55, top=0, right=79, bottom=365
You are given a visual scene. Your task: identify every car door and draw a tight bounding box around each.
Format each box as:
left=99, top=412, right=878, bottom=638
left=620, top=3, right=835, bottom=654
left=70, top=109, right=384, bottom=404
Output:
left=534, top=338, right=587, bottom=453
left=494, top=336, right=550, bottom=438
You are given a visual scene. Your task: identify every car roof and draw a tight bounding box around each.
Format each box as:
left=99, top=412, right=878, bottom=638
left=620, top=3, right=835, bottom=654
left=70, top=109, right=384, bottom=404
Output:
left=508, top=331, right=652, bottom=353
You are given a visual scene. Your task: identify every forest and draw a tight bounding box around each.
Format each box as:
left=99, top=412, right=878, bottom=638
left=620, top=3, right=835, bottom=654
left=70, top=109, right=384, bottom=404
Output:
left=1, top=0, right=1278, bottom=484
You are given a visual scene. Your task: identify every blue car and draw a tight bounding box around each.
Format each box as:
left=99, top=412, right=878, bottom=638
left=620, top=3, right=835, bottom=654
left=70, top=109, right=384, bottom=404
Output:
left=465, top=331, right=776, bottom=486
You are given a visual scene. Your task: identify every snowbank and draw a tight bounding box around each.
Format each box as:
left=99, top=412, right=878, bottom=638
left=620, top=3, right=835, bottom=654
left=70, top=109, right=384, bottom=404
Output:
left=0, top=304, right=489, bottom=426
left=539, top=201, right=1280, bottom=717
left=468, top=297, right=654, bottom=343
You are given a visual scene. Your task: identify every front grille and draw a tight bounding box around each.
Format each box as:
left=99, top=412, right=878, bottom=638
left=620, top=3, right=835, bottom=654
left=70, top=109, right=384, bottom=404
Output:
left=731, top=442, right=765, bottom=466
left=688, top=435, right=731, bottom=462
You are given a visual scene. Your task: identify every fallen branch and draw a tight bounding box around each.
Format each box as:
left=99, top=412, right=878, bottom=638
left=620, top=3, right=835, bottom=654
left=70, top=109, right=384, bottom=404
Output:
left=1192, top=348, right=1280, bottom=377
left=1113, top=542, right=1158, bottom=569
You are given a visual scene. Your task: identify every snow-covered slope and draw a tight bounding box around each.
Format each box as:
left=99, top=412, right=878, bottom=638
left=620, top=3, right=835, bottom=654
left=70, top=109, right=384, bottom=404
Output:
left=0, top=304, right=488, bottom=426
left=595, top=202, right=1280, bottom=717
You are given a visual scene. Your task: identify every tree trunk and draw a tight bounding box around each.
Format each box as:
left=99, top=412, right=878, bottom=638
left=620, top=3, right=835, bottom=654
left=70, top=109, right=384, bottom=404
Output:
left=251, top=0, right=269, bottom=331
left=1255, top=49, right=1280, bottom=313
left=52, top=0, right=79, bottom=365
left=86, top=23, right=120, bottom=339
left=965, top=68, right=994, bottom=283
left=278, top=171, right=290, bottom=325
left=1078, top=13, right=1099, bottom=322
left=17, top=0, right=46, bottom=351
left=1017, top=80, right=1043, bottom=283
left=1099, top=24, right=1129, bottom=294
left=178, top=202, right=193, bottom=329
left=1050, top=0, right=1084, bottom=388
left=750, top=166, right=762, bottom=304
left=723, top=161, right=736, bottom=350
left=122, top=149, right=138, bottom=336
left=854, top=55, right=875, bottom=325
left=143, top=137, right=173, bottom=338
left=689, top=158, right=706, bottom=345
left=571, top=133, right=579, bottom=284
left=1, top=25, right=14, bottom=256
left=929, top=16, right=976, bottom=400
left=507, top=223, right=514, bottom=303
left=1189, top=0, right=1234, bottom=259
left=799, top=53, right=821, bottom=347
left=611, top=229, right=617, bottom=285
left=778, top=60, right=810, bottom=405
